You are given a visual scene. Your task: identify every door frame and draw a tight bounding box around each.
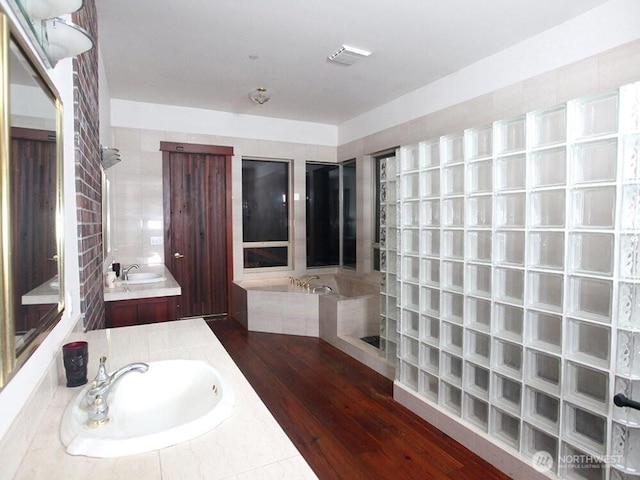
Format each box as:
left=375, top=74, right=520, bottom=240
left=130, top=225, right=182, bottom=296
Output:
left=160, top=141, right=234, bottom=317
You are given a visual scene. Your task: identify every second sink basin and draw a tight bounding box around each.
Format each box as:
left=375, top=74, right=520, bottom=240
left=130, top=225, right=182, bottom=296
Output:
left=123, top=272, right=165, bottom=284
left=60, top=359, right=234, bottom=457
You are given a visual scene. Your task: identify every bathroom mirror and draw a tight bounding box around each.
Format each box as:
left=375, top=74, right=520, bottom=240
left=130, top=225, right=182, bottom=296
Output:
left=0, top=10, right=64, bottom=389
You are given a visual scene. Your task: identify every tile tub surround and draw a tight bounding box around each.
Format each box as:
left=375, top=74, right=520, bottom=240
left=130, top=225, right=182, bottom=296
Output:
left=11, top=319, right=317, bottom=480
left=232, top=274, right=380, bottom=337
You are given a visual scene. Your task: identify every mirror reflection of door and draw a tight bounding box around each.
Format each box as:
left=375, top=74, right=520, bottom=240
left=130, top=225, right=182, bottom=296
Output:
left=9, top=39, right=59, bottom=354
left=161, top=142, right=233, bottom=319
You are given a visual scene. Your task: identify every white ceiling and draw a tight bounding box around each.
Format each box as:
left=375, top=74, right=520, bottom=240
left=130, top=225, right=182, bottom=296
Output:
left=96, top=0, right=611, bottom=126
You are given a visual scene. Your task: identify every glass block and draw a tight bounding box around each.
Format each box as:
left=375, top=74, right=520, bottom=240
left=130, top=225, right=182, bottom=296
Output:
left=526, top=310, right=563, bottom=354
left=441, top=291, right=464, bottom=323
left=495, top=154, right=526, bottom=191
left=525, top=349, right=561, bottom=396
left=465, top=362, right=491, bottom=400
left=466, top=263, right=492, bottom=298
left=496, top=115, right=526, bottom=154
left=611, top=469, right=640, bottom=480
left=567, top=276, right=612, bottom=323
left=441, top=381, right=462, bottom=416
left=530, top=190, right=565, bottom=228
left=491, top=407, right=521, bottom=450
left=387, top=273, right=398, bottom=298
left=566, top=362, right=609, bottom=412
left=421, top=199, right=440, bottom=226
left=442, top=261, right=464, bottom=292
left=401, top=173, right=420, bottom=200
left=530, top=147, right=566, bottom=188
left=619, top=283, right=640, bottom=329
left=617, top=330, right=640, bottom=377
left=620, top=234, right=640, bottom=280
left=401, top=335, right=419, bottom=365
left=467, top=230, right=492, bottom=263
left=400, top=360, right=419, bottom=390
left=465, top=297, right=492, bottom=332
left=611, top=423, right=640, bottom=474
left=572, top=139, right=618, bottom=184
left=402, top=309, right=420, bottom=337
left=465, top=330, right=491, bottom=367
left=442, top=134, right=464, bottom=165
left=464, top=394, right=489, bottom=432
left=421, top=286, right=440, bottom=316
left=492, top=373, right=522, bottom=415
left=466, top=125, right=493, bottom=160
left=568, top=233, right=614, bottom=276
left=418, top=370, right=439, bottom=402
left=532, top=105, right=566, bottom=147
left=419, top=315, right=440, bottom=346
left=613, top=376, right=640, bottom=427
left=527, top=271, right=563, bottom=313
left=441, top=321, right=463, bottom=355
left=494, top=268, right=524, bottom=305
left=386, top=181, right=397, bottom=205
left=442, top=198, right=464, bottom=227
left=493, top=339, right=523, bottom=380
left=419, top=343, right=440, bottom=375
left=441, top=352, right=463, bottom=387
left=420, top=229, right=440, bottom=256
left=522, top=425, right=559, bottom=476
left=493, top=303, right=523, bottom=343
left=622, top=134, right=640, bottom=182
left=495, top=192, right=526, bottom=228
left=566, top=319, right=610, bottom=369
left=420, top=258, right=440, bottom=286
left=574, top=91, right=619, bottom=139
left=563, top=402, right=607, bottom=455
left=442, top=230, right=464, bottom=259
left=402, top=282, right=420, bottom=311
left=421, top=169, right=440, bottom=198
left=467, top=160, right=493, bottom=194
left=560, top=442, right=605, bottom=480
left=570, top=186, right=616, bottom=229
left=442, top=165, right=465, bottom=196
left=495, top=231, right=525, bottom=266
left=402, top=201, right=420, bottom=226
left=524, top=388, right=560, bottom=435
left=402, top=256, right=419, bottom=283
left=420, top=141, right=440, bottom=169
left=620, top=81, right=640, bottom=132
left=466, top=195, right=492, bottom=227
left=401, top=144, right=420, bottom=171
left=622, top=185, right=640, bottom=230
left=402, top=229, right=420, bottom=254
left=528, top=231, right=564, bottom=270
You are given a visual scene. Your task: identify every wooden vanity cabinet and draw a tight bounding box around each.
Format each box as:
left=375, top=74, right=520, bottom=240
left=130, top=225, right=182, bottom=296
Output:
left=105, top=296, right=179, bottom=328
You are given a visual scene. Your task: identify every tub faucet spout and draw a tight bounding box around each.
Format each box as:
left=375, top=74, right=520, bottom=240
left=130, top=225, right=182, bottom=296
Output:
left=300, top=275, right=319, bottom=287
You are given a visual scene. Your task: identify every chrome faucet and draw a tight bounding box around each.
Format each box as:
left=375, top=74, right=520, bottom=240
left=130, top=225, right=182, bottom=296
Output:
left=300, top=275, right=319, bottom=287
left=121, top=264, right=140, bottom=280
left=85, top=356, right=149, bottom=427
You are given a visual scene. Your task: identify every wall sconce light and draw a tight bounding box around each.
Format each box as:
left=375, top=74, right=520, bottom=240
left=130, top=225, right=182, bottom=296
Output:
left=43, top=17, right=93, bottom=65
left=249, top=87, right=271, bottom=105
left=21, top=0, right=84, bottom=20
left=100, top=146, right=121, bottom=169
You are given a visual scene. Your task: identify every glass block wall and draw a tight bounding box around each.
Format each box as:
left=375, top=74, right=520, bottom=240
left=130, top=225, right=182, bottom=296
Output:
left=387, top=81, right=640, bottom=479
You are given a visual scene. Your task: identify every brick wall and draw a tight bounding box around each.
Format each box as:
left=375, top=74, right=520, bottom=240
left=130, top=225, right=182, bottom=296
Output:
left=73, top=0, right=104, bottom=330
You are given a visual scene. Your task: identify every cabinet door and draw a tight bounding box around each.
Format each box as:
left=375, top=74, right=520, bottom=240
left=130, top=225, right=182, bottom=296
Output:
left=105, top=301, right=139, bottom=328
left=139, top=297, right=178, bottom=324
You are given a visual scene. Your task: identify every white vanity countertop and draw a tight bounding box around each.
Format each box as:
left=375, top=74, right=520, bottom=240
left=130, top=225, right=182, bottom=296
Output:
left=13, top=319, right=317, bottom=479
left=104, top=265, right=181, bottom=302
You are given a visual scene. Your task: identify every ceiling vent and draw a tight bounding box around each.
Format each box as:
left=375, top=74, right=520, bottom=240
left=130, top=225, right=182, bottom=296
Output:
left=327, top=45, right=371, bottom=66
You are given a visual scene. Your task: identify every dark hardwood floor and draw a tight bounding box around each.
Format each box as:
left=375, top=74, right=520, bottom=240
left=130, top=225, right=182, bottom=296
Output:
left=208, top=318, right=511, bottom=480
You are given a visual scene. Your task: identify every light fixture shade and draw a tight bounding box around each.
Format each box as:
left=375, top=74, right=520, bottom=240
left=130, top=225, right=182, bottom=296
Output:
left=22, top=0, right=84, bottom=20
left=100, top=146, right=121, bottom=169
left=43, top=17, right=93, bottom=64
left=249, top=87, right=270, bottom=105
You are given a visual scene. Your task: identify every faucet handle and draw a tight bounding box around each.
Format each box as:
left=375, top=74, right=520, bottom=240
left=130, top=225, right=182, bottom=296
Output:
left=92, top=356, right=108, bottom=384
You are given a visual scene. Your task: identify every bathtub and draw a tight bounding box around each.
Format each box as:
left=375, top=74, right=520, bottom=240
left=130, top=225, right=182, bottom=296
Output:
left=232, top=274, right=379, bottom=337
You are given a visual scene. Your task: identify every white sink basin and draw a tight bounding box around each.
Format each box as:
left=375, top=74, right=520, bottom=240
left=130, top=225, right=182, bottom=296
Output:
left=123, top=272, right=165, bottom=284
left=60, top=359, right=234, bottom=457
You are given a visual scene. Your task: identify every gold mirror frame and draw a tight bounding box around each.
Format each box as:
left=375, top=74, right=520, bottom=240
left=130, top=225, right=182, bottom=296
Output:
left=0, top=8, right=65, bottom=388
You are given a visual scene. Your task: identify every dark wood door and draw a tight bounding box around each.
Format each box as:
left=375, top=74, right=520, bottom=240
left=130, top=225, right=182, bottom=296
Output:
left=161, top=142, right=233, bottom=318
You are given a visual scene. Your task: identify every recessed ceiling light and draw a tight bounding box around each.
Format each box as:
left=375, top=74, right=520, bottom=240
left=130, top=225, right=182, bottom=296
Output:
left=327, top=45, right=372, bottom=66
